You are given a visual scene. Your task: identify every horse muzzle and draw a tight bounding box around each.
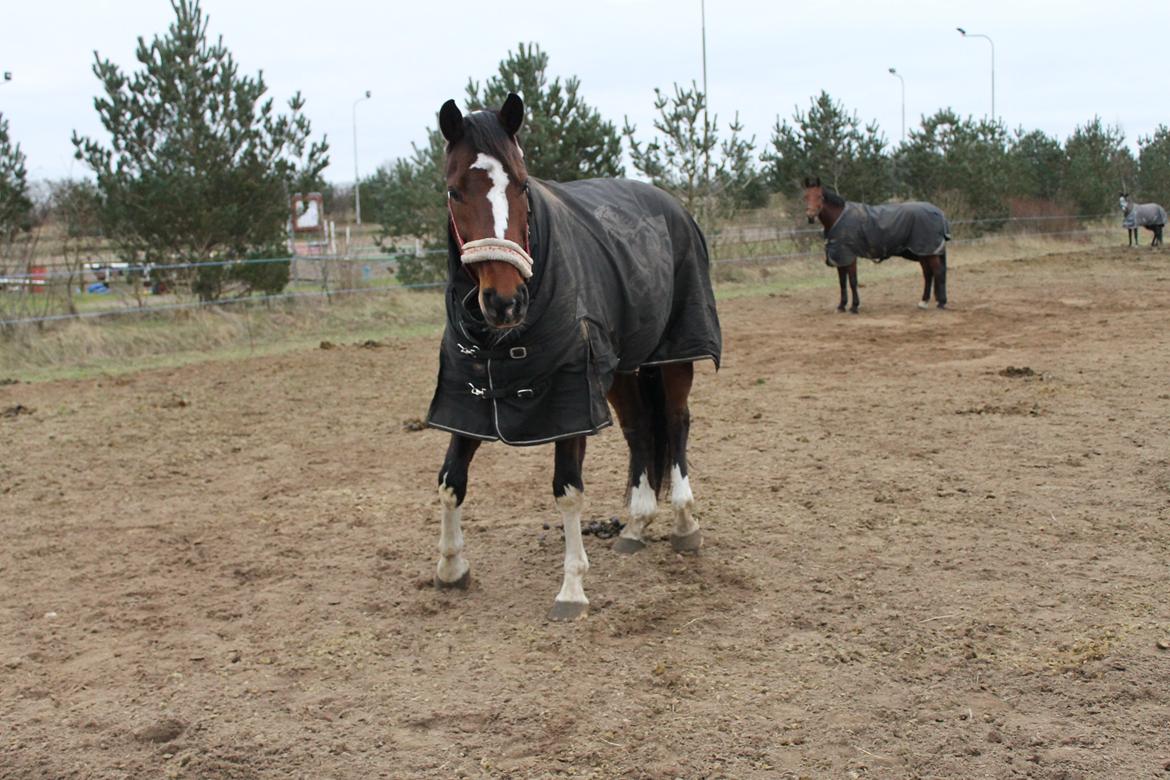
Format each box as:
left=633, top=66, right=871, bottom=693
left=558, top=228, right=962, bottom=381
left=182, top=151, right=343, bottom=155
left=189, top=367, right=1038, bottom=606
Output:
left=480, top=284, right=529, bottom=330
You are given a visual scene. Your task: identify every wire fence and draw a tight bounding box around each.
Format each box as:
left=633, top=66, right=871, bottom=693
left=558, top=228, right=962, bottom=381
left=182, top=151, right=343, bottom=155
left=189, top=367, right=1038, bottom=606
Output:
left=0, top=212, right=1121, bottom=328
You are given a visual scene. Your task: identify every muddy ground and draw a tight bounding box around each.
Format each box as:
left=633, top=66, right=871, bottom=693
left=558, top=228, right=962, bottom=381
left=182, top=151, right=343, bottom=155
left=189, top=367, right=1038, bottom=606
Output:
left=2, top=247, right=1169, bottom=779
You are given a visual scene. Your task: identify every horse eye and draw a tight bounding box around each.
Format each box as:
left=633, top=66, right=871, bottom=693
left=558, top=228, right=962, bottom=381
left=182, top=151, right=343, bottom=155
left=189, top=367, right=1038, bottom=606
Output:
left=447, top=187, right=461, bottom=202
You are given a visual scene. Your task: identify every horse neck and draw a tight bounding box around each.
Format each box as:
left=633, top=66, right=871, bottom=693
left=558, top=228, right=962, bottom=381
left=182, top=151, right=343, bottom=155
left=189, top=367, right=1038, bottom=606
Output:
left=818, top=200, right=844, bottom=232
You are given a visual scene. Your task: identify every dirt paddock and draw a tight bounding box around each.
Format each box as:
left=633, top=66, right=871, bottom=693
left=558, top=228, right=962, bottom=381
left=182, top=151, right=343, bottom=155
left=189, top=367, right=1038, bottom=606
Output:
left=2, top=247, right=1169, bottom=779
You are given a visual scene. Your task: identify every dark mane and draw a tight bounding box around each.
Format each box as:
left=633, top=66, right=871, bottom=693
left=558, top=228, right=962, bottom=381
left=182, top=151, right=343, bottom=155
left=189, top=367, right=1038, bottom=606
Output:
left=460, top=110, right=526, bottom=180
left=822, top=187, right=846, bottom=207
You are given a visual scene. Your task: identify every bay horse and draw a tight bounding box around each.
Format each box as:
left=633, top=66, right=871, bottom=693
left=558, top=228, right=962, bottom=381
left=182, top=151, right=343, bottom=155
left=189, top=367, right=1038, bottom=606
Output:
left=1119, top=192, right=1166, bottom=246
left=425, top=93, right=722, bottom=621
left=802, top=177, right=950, bottom=311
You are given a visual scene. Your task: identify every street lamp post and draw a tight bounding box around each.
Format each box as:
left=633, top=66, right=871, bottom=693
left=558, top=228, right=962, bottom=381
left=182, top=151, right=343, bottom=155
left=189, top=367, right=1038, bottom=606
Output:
left=957, top=27, right=995, bottom=122
left=1, top=72, right=12, bottom=85
left=888, top=67, right=905, bottom=143
left=352, top=90, right=372, bottom=225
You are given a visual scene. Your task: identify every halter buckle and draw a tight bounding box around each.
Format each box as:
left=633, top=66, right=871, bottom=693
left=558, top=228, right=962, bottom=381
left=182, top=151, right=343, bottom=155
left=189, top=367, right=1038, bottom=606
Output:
left=509, top=346, right=527, bottom=360
left=467, top=383, right=486, bottom=398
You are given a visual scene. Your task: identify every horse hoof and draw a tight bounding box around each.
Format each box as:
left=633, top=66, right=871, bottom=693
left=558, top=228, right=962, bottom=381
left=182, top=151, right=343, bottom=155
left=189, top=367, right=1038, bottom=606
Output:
left=547, top=600, right=588, bottom=621
left=613, top=537, right=647, bottom=555
left=937, top=303, right=947, bottom=310
left=917, top=301, right=930, bottom=310
left=849, top=307, right=859, bottom=315
left=836, top=305, right=846, bottom=313
left=670, top=528, right=703, bottom=553
left=434, top=570, right=471, bottom=590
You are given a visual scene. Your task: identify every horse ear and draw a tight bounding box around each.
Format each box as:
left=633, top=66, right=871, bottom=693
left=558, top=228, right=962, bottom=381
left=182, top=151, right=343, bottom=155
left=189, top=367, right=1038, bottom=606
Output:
left=499, top=92, right=524, bottom=137
left=439, top=99, right=464, bottom=144
left=802, top=176, right=821, bottom=188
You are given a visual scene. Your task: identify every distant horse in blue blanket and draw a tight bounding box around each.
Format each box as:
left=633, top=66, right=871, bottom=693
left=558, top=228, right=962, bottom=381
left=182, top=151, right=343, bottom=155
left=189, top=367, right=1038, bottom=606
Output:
left=802, top=177, right=950, bottom=312
left=1119, top=192, right=1165, bottom=247
left=425, top=93, right=722, bottom=621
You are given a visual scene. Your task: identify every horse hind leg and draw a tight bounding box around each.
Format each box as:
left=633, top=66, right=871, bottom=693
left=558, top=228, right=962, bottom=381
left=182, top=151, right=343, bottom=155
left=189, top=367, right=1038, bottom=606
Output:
left=933, top=253, right=948, bottom=308
left=608, top=372, right=659, bottom=554
left=836, top=266, right=848, bottom=312
left=917, top=259, right=933, bottom=310
left=548, top=436, right=589, bottom=620
left=435, top=434, right=480, bottom=589
left=848, top=263, right=860, bottom=313
left=661, top=363, right=702, bottom=553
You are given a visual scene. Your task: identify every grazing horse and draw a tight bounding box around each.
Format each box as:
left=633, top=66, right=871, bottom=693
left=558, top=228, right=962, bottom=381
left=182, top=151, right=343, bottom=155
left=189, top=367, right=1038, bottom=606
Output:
left=1119, top=193, right=1166, bottom=247
left=802, top=177, right=950, bottom=311
left=425, top=93, right=722, bottom=621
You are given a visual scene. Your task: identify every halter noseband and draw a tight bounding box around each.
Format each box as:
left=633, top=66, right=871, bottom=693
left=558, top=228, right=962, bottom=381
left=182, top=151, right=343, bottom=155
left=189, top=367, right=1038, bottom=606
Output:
left=448, top=181, right=534, bottom=280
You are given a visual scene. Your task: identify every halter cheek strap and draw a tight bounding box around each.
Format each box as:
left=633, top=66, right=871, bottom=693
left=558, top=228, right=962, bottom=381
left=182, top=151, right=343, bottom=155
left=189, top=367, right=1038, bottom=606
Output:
left=448, top=183, right=535, bottom=280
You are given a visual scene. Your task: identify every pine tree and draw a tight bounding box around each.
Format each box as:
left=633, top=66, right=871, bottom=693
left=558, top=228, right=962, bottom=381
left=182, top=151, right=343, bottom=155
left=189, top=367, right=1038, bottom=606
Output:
left=0, top=112, right=33, bottom=243
left=72, top=0, right=328, bottom=300
left=1062, top=117, right=1134, bottom=216
left=623, top=82, right=761, bottom=230
left=465, top=43, right=623, bottom=181
left=1137, top=125, right=1170, bottom=206
left=761, top=91, right=892, bottom=203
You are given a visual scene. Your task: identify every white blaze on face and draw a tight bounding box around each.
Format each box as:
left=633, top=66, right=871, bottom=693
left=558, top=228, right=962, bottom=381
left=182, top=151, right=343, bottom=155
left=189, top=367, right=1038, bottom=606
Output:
left=470, top=153, right=511, bottom=239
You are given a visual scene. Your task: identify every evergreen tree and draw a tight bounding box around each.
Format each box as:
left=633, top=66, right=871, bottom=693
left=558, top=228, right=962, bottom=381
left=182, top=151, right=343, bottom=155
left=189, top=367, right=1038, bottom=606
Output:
left=1137, top=125, right=1170, bottom=206
left=1008, top=128, right=1065, bottom=202
left=372, top=44, right=624, bottom=284
left=623, top=82, right=762, bottom=231
left=465, top=43, right=623, bottom=181
left=1062, top=117, right=1134, bottom=216
left=761, top=91, right=891, bottom=203
left=899, top=109, right=1012, bottom=221
left=72, top=0, right=328, bottom=300
left=0, top=112, right=33, bottom=243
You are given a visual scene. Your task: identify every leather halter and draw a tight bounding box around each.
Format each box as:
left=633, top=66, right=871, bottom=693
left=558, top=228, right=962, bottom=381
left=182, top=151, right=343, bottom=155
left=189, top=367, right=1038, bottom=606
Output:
left=448, top=182, right=534, bottom=280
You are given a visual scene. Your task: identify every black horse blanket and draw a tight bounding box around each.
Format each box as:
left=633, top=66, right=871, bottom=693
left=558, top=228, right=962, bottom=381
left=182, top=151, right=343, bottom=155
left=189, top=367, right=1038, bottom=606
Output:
left=825, top=201, right=951, bottom=267
left=426, top=178, right=722, bottom=446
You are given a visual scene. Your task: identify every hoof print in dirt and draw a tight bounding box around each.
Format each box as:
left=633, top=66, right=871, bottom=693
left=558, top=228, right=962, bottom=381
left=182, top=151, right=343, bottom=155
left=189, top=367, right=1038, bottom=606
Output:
left=612, top=537, right=647, bottom=555
left=670, top=529, right=703, bottom=553
left=547, top=601, right=588, bottom=621
left=134, top=718, right=186, bottom=744
left=434, top=571, right=471, bottom=590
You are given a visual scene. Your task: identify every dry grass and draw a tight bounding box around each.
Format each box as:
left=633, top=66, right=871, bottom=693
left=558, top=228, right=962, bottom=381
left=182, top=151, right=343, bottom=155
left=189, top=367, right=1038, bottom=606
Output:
left=0, top=227, right=1123, bottom=383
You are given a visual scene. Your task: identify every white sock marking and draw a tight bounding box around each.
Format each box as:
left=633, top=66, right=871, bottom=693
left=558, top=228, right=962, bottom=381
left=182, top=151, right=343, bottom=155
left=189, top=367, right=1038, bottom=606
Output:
left=670, top=464, right=699, bottom=537
left=470, top=153, right=510, bottom=239
left=436, top=483, right=469, bottom=583
left=555, top=486, right=589, bottom=605
left=620, top=470, right=657, bottom=543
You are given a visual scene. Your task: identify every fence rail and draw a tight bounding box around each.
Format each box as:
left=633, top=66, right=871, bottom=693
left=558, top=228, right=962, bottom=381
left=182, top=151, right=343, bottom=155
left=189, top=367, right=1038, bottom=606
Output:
left=0, top=213, right=1122, bottom=328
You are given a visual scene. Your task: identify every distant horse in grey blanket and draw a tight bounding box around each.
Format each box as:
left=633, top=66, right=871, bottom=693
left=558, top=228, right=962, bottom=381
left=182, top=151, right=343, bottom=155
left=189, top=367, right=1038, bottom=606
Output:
left=802, top=177, right=950, bottom=312
left=1119, top=193, right=1165, bottom=246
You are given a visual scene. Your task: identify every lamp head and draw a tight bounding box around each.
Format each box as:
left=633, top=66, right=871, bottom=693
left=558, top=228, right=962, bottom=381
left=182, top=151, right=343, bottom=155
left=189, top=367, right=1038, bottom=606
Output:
left=957, top=27, right=967, bottom=35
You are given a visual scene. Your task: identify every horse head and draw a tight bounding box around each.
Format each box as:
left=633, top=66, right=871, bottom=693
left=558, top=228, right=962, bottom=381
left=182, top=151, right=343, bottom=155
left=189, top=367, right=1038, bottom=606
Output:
left=439, top=93, right=532, bottom=330
left=1119, top=192, right=1132, bottom=214
left=802, top=176, right=824, bottom=224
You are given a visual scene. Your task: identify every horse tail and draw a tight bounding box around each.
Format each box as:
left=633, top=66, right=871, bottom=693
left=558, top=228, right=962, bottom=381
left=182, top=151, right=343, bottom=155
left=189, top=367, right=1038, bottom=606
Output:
left=638, top=365, right=670, bottom=497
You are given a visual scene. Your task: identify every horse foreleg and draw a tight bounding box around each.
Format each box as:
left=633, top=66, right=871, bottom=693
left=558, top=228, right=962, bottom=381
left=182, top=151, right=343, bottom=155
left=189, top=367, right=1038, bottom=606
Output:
left=848, top=263, right=860, bottom=313
left=662, top=363, right=702, bottom=552
left=549, top=436, right=589, bottom=621
left=836, top=266, right=848, bottom=312
left=608, top=373, right=658, bottom=554
left=435, top=434, right=481, bottom=588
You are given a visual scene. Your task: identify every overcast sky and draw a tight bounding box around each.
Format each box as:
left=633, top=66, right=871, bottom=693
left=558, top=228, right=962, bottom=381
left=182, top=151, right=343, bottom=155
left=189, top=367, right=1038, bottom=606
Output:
left=2, top=0, right=1165, bottom=184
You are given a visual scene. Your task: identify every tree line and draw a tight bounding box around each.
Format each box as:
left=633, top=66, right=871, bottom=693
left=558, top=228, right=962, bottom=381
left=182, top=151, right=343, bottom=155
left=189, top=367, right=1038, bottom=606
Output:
left=3, top=20, right=1168, bottom=301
